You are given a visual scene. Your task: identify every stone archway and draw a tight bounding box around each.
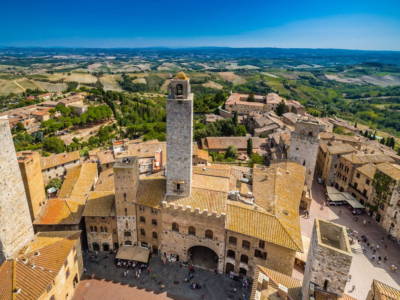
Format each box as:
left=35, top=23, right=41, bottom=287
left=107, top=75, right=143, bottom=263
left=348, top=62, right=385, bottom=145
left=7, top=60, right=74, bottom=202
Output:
left=225, top=262, right=235, bottom=274
left=188, top=246, right=218, bottom=270
left=92, top=242, right=100, bottom=251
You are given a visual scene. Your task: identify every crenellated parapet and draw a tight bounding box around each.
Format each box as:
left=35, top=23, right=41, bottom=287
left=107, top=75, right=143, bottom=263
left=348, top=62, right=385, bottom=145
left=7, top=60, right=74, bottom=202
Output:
left=161, top=201, right=226, bottom=220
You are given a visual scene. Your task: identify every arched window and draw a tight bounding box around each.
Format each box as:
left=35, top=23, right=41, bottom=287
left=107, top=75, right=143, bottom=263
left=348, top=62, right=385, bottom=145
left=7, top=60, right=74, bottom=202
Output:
left=227, top=250, right=235, bottom=259
left=172, top=222, right=179, bottom=232
left=240, top=254, right=248, bottom=264
left=104, top=227, right=108, bottom=233
left=188, top=226, right=196, bottom=236
left=205, top=229, right=213, bottom=239
left=323, top=280, right=329, bottom=290
left=93, top=226, right=98, bottom=232
left=176, top=84, right=183, bottom=96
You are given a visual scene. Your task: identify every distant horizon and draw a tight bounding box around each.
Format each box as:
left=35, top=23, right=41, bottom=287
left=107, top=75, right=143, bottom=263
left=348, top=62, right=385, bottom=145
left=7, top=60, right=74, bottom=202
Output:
left=1, top=45, right=400, bottom=53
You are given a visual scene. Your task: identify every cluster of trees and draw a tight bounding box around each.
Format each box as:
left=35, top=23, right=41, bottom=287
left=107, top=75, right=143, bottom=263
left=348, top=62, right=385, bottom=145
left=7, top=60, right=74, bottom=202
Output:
left=118, top=74, right=164, bottom=93
left=194, top=90, right=226, bottom=113
left=41, top=104, right=112, bottom=134
left=379, top=136, right=396, bottom=149
left=194, top=118, right=247, bottom=141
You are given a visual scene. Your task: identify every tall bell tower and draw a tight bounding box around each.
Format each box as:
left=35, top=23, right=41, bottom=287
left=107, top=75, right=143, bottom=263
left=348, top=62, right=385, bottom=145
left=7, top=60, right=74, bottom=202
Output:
left=166, top=72, right=193, bottom=197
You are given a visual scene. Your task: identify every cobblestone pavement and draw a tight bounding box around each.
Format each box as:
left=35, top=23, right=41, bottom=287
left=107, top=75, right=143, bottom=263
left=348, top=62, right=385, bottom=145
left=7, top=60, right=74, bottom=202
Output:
left=300, top=181, right=400, bottom=300
left=73, top=253, right=251, bottom=300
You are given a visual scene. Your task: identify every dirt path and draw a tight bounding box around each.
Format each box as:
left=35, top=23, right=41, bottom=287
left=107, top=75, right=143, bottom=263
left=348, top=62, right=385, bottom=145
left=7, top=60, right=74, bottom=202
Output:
left=60, top=120, right=115, bottom=144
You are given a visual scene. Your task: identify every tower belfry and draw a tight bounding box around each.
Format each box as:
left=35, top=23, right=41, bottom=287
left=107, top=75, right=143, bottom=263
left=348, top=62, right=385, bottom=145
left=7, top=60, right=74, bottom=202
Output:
left=166, top=72, right=193, bottom=197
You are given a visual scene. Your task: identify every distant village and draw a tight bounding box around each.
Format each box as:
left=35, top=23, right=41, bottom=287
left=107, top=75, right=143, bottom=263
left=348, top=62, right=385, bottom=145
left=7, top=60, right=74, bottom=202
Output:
left=0, top=73, right=399, bottom=300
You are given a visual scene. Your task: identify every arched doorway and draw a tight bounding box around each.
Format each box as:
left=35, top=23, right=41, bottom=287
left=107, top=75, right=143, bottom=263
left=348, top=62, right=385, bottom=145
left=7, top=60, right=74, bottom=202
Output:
left=92, top=242, right=100, bottom=251
left=188, top=246, right=218, bottom=270
left=103, top=243, right=110, bottom=251
left=225, top=262, right=235, bottom=274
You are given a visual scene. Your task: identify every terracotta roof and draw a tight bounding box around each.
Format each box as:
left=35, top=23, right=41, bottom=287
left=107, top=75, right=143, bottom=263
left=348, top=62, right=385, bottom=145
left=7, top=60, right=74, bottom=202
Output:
left=256, top=265, right=302, bottom=300
left=193, top=164, right=231, bottom=178
left=194, top=149, right=210, bottom=162
left=94, top=168, right=115, bottom=192
left=83, top=191, right=115, bottom=217
left=34, top=198, right=84, bottom=225
left=203, top=136, right=266, bottom=150
left=168, top=188, right=227, bottom=214
left=41, top=151, right=80, bottom=170
left=192, top=173, right=230, bottom=192
left=356, top=163, right=376, bottom=179
left=225, top=93, right=266, bottom=107
left=96, top=150, right=115, bottom=165
left=371, top=280, right=400, bottom=300
left=136, top=177, right=166, bottom=208
left=342, top=153, right=394, bottom=165
left=376, top=163, right=400, bottom=181
left=326, top=143, right=355, bottom=155
left=0, top=231, right=80, bottom=300
left=226, top=202, right=302, bottom=251
left=58, top=163, right=98, bottom=203
left=123, top=140, right=166, bottom=162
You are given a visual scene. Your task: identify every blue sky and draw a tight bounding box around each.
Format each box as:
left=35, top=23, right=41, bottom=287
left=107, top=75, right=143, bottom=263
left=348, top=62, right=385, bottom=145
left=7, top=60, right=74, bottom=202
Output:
left=1, top=0, right=400, bottom=50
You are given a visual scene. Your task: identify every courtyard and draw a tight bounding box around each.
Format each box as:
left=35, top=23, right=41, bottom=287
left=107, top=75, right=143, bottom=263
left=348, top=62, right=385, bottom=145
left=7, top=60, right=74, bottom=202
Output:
left=73, top=253, right=251, bottom=300
left=300, top=181, right=400, bottom=300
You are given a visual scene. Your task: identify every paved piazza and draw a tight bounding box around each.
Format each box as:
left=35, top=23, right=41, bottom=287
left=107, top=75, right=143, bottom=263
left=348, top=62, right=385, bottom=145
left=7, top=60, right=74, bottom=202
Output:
left=300, top=181, right=400, bottom=300
left=73, top=254, right=251, bottom=300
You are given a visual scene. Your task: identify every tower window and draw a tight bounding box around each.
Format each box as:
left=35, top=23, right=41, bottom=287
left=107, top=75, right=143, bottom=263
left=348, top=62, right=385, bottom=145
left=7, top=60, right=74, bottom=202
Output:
left=323, top=280, right=329, bottom=290
left=176, top=84, right=183, bottom=96
left=124, top=208, right=128, bottom=216
left=176, top=183, right=181, bottom=192
left=124, top=193, right=127, bottom=201
left=172, top=222, right=179, bottom=232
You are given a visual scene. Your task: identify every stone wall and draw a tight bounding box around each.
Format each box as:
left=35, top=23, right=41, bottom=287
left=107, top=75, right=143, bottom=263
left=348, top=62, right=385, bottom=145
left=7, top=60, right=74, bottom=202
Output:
left=302, top=221, right=352, bottom=299
left=160, top=203, right=226, bottom=273
left=42, top=160, right=80, bottom=184
left=382, top=182, right=400, bottom=242
left=85, top=216, right=118, bottom=251
left=136, top=205, right=161, bottom=252
left=0, top=119, right=34, bottom=262
left=225, top=231, right=295, bottom=278
left=288, top=120, right=323, bottom=188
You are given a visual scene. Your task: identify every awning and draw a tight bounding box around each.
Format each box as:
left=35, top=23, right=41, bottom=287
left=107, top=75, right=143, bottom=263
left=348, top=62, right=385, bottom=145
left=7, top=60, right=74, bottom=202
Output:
left=342, top=193, right=365, bottom=209
left=116, top=246, right=150, bottom=263
left=327, top=193, right=347, bottom=202
left=326, top=186, right=341, bottom=195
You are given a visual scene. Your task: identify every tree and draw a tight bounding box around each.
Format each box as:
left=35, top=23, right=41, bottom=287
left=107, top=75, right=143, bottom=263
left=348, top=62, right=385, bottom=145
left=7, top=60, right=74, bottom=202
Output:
left=380, top=137, right=385, bottom=145
left=233, top=112, right=238, bottom=125
left=225, top=146, right=237, bottom=159
left=45, top=178, right=63, bottom=191
left=276, top=101, right=288, bottom=116
left=43, top=137, right=65, bottom=153
left=247, top=138, right=253, bottom=156
left=250, top=153, right=264, bottom=166
left=13, top=122, right=26, bottom=133
left=247, top=93, right=255, bottom=102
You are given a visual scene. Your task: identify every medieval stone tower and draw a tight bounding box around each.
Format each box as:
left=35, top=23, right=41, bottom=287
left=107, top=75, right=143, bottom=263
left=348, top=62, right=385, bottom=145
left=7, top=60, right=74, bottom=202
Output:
left=0, top=117, right=34, bottom=263
left=114, top=156, right=139, bottom=247
left=166, top=72, right=193, bottom=197
left=17, top=151, right=46, bottom=222
left=302, top=219, right=352, bottom=300
left=288, top=117, right=324, bottom=189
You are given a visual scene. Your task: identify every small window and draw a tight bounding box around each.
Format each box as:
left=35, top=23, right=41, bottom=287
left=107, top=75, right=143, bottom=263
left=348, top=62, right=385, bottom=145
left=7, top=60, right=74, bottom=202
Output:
left=255, top=249, right=267, bottom=260
left=140, top=216, right=146, bottom=223
left=242, top=240, right=250, bottom=250
left=205, top=229, right=213, bottom=239
left=227, top=249, right=235, bottom=259
left=124, top=208, right=128, bottom=216
left=323, top=280, right=329, bottom=290
left=188, top=226, right=196, bottom=236
left=259, top=240, right=265, bottom=249
left=366, top=179, right=370, bottom=185
left=124, top=231, right=131, bottom=237
left=176, top=84, right=184, bottom=96
left=139, top=206, right=145, bottom=212
left=152, top=232, right=158, bottom=239
left=356, top=173, right=360, bottom=178
left=240, top=254, right=248, bottom=264
left=229, top=236, right=237, bottom=245
left=176, top=183, right=181, bottom=192
left=140, top=228, right=145, bottom=236
left=172, top=223, right=179, bottom=232
left=124, top=192, right=127, bottom=201
left=152, top=219, right=158, bottom=226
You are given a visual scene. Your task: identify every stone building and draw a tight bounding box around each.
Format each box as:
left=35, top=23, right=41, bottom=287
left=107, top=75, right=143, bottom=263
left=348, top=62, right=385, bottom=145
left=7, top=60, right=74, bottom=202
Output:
left=0, top=116, right=34, bottom=263
left=17, top=151, right=47, bottom=221
left=166, top=72, right=193, bottom=197
left=302, top=219, right=352, bottom=300
left=0, top=231, right=84, bottom=300
left=348, top=163, right=376, bottom=205
left=315, top=142, right=356, bottom=186
left=82, top=73, right=307, bottom=279
left=41, top=151, right=81, bottom=184
left=288, top=117, right=325, bottom=189
left=366, top=280, right=400, bottom=300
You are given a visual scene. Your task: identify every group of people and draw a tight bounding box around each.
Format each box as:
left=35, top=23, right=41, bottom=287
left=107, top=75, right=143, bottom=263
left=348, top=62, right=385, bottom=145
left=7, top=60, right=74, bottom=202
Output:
left=359, top=235, right=397, bottom=272
left=116, top=260, right=150, bottom=279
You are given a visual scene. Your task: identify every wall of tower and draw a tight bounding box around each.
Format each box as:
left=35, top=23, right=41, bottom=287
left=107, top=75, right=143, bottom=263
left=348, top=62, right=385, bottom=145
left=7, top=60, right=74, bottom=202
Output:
left=302, top=220, right=352, bottom=300
left=17, top=151, right=46, bottom=221
left=0, top=118, right=34, bottom=262
left=288, top=120, right=324, bottom=188
left=114, top=157, right=139, bottom=246
left=166, top=95, right=193, bottom=197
